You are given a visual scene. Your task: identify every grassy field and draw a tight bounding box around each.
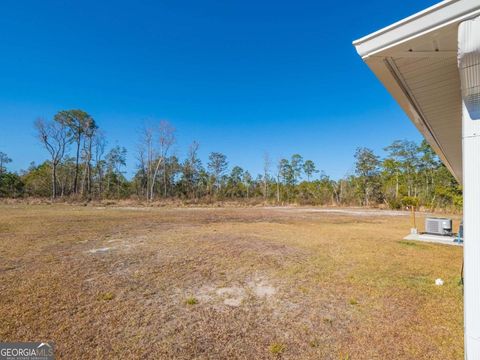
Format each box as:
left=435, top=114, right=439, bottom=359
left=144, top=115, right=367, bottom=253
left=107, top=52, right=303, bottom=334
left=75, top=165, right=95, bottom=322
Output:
left=0, top=205, right=463, bottom=359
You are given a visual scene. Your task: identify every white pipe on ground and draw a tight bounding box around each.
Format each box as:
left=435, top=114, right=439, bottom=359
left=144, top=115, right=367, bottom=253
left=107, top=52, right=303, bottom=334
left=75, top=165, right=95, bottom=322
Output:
left=459, top=15, right=480, bottom=360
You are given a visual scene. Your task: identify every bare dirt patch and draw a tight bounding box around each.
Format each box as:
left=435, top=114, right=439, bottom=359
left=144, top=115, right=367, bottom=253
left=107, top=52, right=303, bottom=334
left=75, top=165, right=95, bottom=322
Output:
left=265, top=206, right=411, bottom=217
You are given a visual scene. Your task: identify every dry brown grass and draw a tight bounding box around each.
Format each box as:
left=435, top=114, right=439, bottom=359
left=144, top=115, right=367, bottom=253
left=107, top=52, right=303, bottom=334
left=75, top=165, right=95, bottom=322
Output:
left=0, top=205, right=463, bottom=359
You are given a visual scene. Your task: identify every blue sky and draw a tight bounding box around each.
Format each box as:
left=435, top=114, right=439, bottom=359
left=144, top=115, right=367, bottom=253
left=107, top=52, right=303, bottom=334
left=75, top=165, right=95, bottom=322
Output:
left=0, top=0, right=438, bottom=179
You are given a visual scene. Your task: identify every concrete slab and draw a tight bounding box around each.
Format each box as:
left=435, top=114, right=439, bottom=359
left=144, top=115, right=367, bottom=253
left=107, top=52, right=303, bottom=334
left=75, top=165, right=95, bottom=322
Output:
left=403, top=233, right=463, bottom=246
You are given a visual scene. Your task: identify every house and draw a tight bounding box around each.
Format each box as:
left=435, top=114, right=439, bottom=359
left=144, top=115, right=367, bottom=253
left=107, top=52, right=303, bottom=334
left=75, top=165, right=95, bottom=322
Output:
left=353, top=0, right=480, bottom=358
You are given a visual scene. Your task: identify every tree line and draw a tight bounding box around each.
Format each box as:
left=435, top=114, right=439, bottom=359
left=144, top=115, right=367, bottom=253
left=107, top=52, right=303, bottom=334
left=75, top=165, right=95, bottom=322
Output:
left=0, top=109, right=462, bottom=210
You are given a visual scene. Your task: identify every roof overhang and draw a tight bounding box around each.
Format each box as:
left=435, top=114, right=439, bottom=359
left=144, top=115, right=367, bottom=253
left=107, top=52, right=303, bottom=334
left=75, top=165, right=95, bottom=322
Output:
left=353, top=0, right=480, bottom=182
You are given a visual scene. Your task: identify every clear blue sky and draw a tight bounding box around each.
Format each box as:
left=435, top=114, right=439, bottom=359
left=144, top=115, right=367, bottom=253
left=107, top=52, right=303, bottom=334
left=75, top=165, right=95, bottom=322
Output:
left=0, top=0, right=437, bottom=179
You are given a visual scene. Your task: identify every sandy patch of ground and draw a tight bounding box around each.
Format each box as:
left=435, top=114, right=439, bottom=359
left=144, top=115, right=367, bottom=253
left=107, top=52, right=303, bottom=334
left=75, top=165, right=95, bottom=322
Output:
left=216, top=286, right=246, bottom=306
left=265, top=206, right=410, bottom=217
left=191, top=277, right=277, bottom=308
left=249, top=279, right=276, bottom=298
left=87, top=247, right=111, bottom=253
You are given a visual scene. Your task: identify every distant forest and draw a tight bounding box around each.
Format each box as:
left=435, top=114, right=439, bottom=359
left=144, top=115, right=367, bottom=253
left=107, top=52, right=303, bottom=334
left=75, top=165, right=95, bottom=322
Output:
left=0, top=110, right=462, bottom=210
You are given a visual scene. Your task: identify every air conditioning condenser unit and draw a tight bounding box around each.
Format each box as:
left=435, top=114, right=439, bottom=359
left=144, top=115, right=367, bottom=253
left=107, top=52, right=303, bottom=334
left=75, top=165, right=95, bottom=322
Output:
left=425, top=217, right=452, bottom=236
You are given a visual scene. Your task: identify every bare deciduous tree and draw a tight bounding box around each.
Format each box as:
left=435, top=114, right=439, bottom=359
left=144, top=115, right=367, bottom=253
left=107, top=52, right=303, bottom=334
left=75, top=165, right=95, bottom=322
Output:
left=145, top=127, right=155, bottom=201
left=276, top=159, right=282, bottom=203
left=150, top=121, right=175, bottom=200
left=35, top=118, right=69, bottom=200
left=263, top=152, right=270, bottom=200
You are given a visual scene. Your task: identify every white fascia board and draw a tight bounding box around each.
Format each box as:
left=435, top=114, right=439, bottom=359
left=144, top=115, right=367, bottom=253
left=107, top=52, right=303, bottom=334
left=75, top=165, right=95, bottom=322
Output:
left=353, top=0, right=480, bottom=59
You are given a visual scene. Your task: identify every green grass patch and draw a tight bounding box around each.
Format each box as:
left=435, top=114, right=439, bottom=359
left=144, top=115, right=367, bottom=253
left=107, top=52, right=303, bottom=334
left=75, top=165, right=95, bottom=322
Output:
left=97, top=292, right=115, bottom=301
left=268, top=342, right=286, bottom=355
left=308, top=339, right=320, bottom=348
left=398, top=240, right=428, bottom=249
left=185, top=296, right=198, bottom=305
left=323, top=317, right=334, bottom=325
